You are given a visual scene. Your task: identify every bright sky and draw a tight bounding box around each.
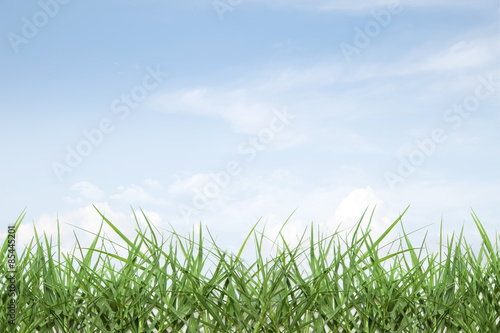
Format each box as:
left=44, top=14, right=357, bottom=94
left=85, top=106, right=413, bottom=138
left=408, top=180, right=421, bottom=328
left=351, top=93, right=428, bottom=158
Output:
left=1, top=0, right=499, bottom=257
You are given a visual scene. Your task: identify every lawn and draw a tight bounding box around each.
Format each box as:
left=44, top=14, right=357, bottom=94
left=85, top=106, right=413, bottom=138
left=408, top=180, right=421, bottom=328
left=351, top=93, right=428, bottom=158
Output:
left=1, top=206, right=499, bottom=332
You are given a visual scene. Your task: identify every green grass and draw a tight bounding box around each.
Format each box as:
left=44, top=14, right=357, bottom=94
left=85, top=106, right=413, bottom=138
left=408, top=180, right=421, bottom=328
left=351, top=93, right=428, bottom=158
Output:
left=1, top=206, right=499, bottom=332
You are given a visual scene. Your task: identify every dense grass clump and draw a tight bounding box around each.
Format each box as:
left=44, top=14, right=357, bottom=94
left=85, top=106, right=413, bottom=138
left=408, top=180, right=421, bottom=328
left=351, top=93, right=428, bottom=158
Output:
left=1, top=206, right=499, bottom=332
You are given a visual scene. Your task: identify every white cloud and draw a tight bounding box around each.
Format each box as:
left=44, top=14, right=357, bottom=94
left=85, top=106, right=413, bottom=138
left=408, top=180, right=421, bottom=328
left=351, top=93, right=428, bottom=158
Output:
left=62, top=196, right=84, bottom=205
left=144, top=179, right=165, bottom=191
left=4, top=174, right=497, bottom=263
left=110, top=183, right=168, bottom=206
left=167, top=173, right=409, bottom=261
left=73, top=182, right=105, bottom=199
left=168, top=173, right=213, bottom=196
left=186, top=0, right=492, bottom=11
left=132, top=209, right=164, bottom=229
left=8, top=202, right=169, bottom=263
left=13, top=203, right=137, bottom=256
left=186, top=0, right=493, bottom=11
left=228, top=0, right=495, bottom=12
left=329, top=187, right=391, bottom=236
left=62, top=181, right=105, bottom=204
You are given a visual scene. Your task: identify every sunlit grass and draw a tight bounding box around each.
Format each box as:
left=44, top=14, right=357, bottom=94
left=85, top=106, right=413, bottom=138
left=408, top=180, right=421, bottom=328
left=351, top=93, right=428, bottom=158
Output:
left=1, top=206, right=499, bottom=332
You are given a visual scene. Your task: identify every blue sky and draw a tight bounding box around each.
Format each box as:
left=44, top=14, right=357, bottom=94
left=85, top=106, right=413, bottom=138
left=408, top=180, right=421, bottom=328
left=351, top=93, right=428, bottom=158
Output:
left=1, top=0, right=499, bottom=257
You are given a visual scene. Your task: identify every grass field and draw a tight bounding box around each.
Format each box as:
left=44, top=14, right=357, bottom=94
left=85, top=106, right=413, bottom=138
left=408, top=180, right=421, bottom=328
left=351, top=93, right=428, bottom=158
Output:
left=1, top=206, right=499, bottom=332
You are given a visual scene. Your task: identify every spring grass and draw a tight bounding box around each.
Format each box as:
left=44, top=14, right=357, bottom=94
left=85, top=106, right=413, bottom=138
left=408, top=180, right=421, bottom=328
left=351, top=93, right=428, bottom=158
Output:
left=1, top=206, right=499, bottom=332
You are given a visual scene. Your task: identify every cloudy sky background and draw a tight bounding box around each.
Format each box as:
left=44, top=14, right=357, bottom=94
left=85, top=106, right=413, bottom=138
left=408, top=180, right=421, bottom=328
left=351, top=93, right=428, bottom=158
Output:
left=0, top=0, right=499, bottom=259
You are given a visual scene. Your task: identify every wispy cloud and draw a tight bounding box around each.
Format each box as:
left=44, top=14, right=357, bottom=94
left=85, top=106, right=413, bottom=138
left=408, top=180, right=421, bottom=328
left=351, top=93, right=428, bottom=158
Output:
left=418, top=40, right=497, bottom=72
left=149, top=86, right=279, bottom=134
left=227, top=0, right=496, bottom=12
